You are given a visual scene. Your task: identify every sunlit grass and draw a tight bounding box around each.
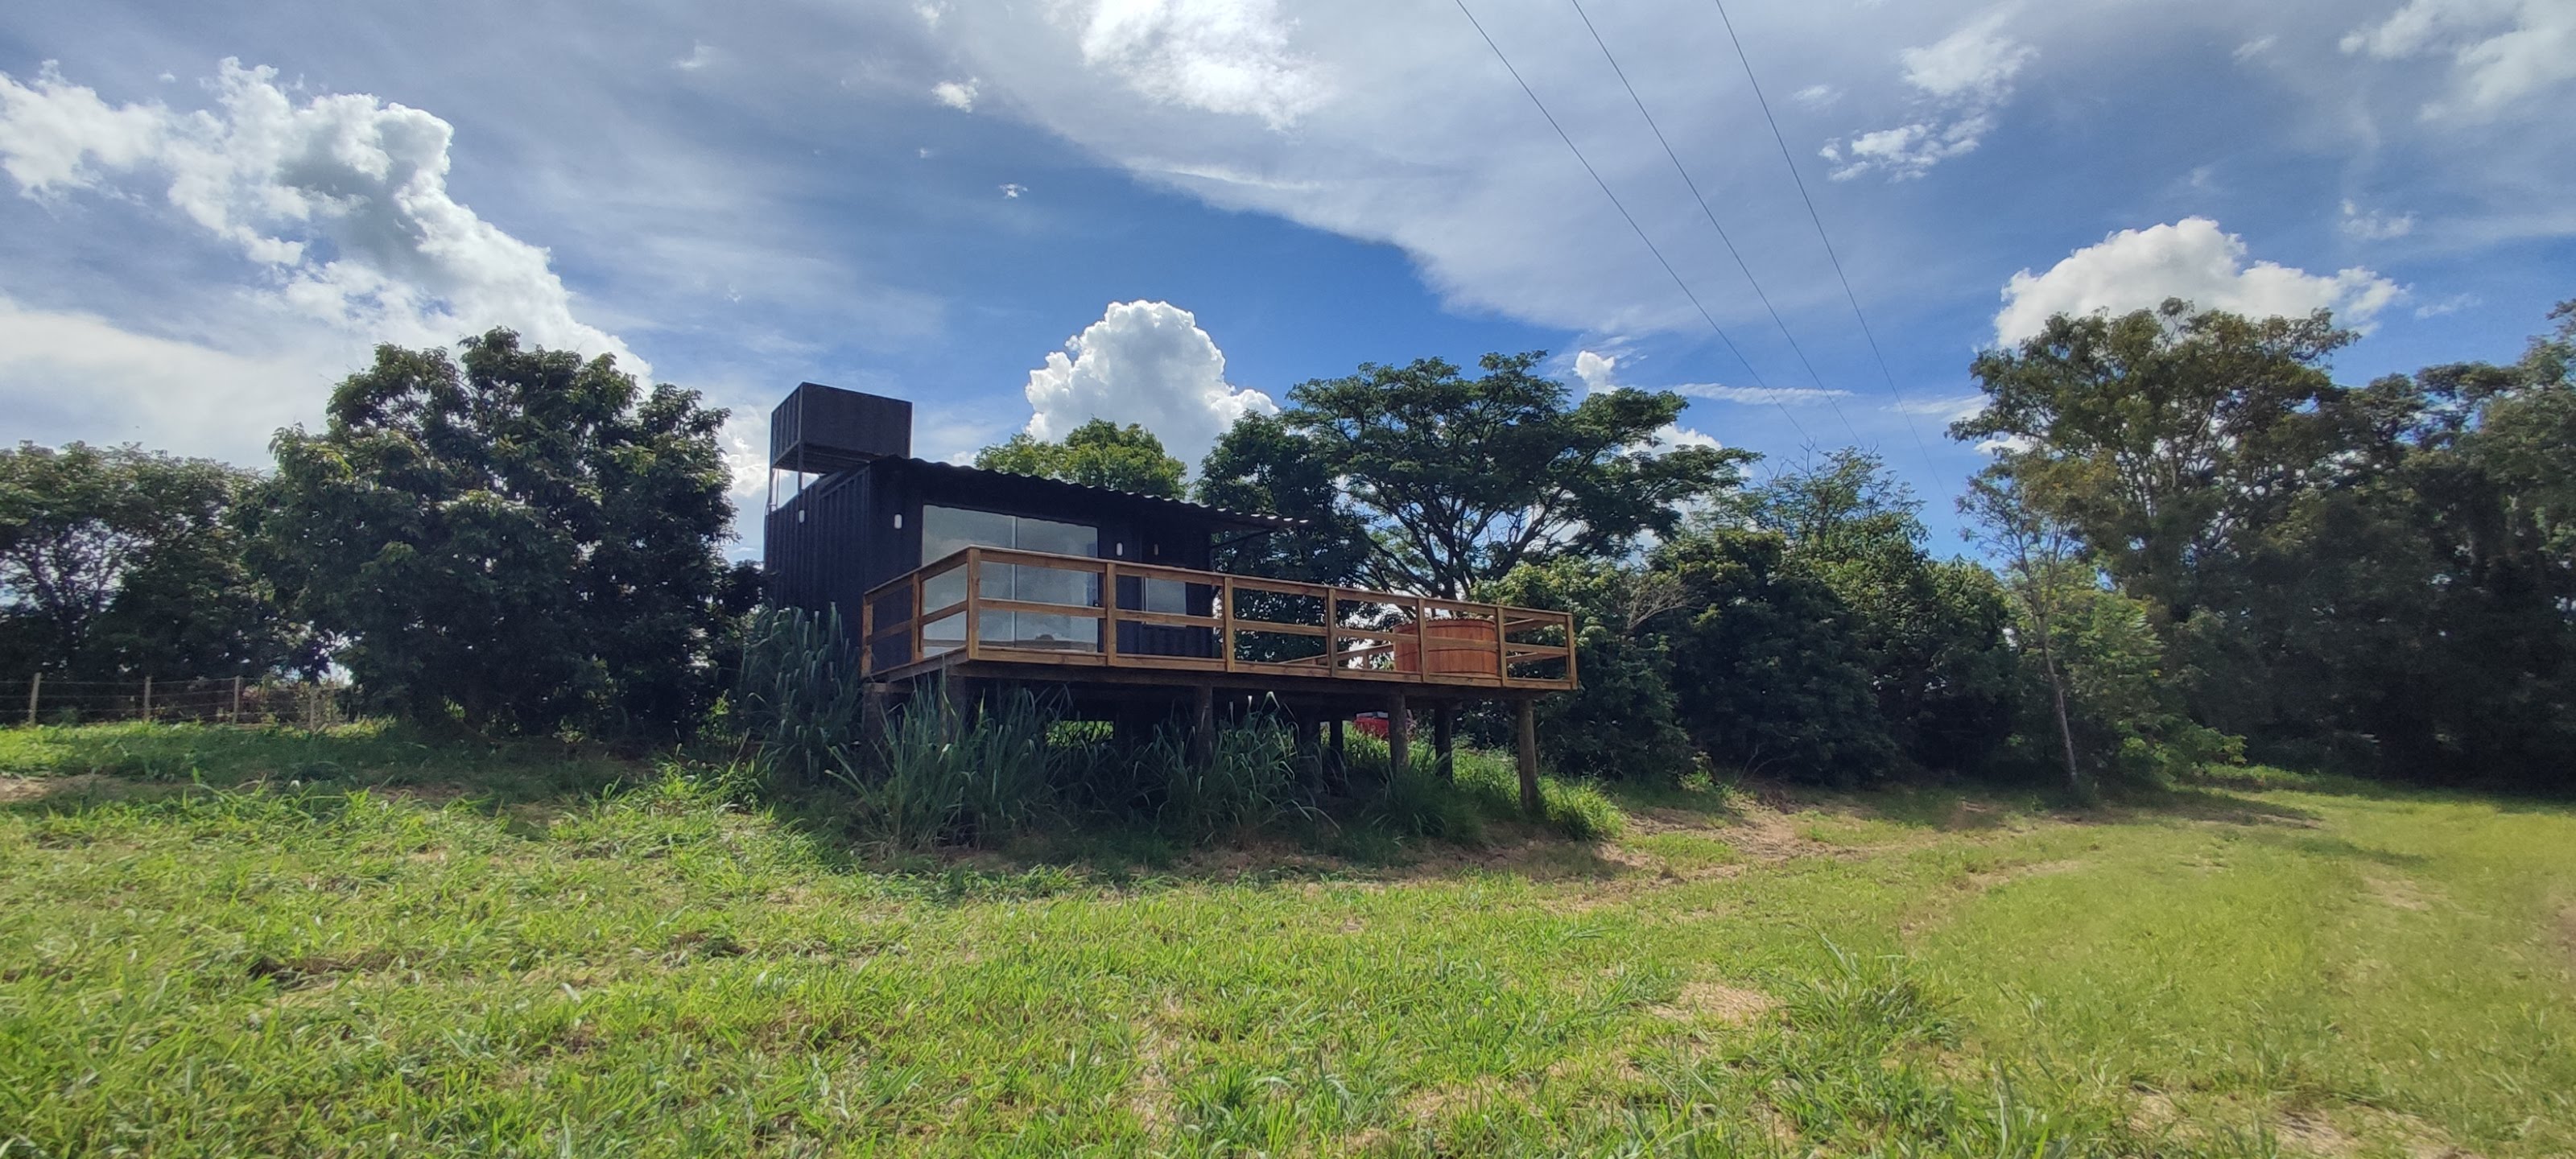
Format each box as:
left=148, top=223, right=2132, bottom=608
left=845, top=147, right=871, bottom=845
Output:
left=2, top=728, right=2571, bottom=1156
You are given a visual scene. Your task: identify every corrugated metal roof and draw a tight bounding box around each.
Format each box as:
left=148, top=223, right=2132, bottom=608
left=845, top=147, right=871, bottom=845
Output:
left=882, top=457, right=1307, bottom=532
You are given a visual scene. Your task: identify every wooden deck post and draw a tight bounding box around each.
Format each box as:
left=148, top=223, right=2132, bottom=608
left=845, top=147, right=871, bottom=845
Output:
left=1387, top=691, right=1410, bottom=779
left=1191, top=684, right=1215, bottom=769
left=1433, top=704, right=1455, bottom=781
left=1327, top=716, right=1346, bottom=790
left=1515, top=699, right=1542, bottom=818
left=25, top=672, right=39, bottom=726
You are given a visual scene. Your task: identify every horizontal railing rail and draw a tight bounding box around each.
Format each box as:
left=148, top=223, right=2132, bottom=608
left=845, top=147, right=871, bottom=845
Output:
left=857, top=548, right=1575, bottom=690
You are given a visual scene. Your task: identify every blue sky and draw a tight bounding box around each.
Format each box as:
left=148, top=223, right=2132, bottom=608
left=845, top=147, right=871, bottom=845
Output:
left=2, top=0, right=2570, bottom=555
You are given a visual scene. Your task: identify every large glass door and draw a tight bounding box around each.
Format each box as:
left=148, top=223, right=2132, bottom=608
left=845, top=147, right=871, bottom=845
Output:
left=919, top=506, right=1101, bottom=653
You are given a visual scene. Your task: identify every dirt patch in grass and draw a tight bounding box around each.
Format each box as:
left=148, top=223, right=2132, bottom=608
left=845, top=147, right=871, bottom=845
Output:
left=1652, top=980, right=1778, bottom=1026
left=2364, top=874, right=2438, bottom=912
left=0, top=773, right=114, bottom=804
left=1401, top=1075, right=1511, bottom=1123
left=1962, top=859, right=2086, bottom=892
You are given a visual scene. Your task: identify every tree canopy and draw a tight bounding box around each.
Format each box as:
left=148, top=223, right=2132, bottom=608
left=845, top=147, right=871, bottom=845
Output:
left=1203, top=352, right=1749, bottom=598
left=0, top=442, right=294, bottom=680
left=247, top=330, right=737, bottom=736
left=975, top=419, right=1186, bottom=498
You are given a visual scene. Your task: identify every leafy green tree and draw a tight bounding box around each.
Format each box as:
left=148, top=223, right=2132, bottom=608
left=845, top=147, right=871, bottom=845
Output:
left=1657, top=527, right=1896, bottom=786
left=248, top=330, right=735, bottom=736
left=976, top=419, right=1186, bottom=498
left=1195, top=412, right=1373, bottom=585
left=1742, top=451, right=2017, bottom=774
left=1210, top=353, right=1750, bottom=598
left=1484, top=558, right=1697, bottom=782
left=1956, top=300, right=2359, bottom=623
left=0, top=442, right=295, bottom=681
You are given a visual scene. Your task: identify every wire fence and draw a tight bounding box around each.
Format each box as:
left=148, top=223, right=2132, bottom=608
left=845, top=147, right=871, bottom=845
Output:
left=6, top=674, right=354, bottom=729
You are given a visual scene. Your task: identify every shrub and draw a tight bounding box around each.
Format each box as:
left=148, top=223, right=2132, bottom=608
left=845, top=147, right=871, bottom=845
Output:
left=731, top=606, right=868, bottom=792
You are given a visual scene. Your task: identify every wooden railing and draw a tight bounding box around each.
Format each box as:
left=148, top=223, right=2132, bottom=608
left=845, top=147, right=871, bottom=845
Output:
left=857, top=547, right=1576, bottom=691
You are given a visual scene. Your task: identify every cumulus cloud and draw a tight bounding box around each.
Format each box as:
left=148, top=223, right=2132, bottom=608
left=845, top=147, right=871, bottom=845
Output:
left=932, top=77, right=979, bottom=110
left=1823, top=8, right=2034, bottom=181
left=2340, top=199, right=2417, bottom=240
left=1994, top=217, right=2403, bottom=345
left=2342, top=0, right=2576, bottom=118
left=1071, top=0, right=1327, bottom=130
left=1572, top=349, right=1618, bottom=394
left=999, top=182, right=1026, bottom=198
left=1791, top=84, right=1842, bottom=109
left=0, top=59, right=640, bottom=372
left=1021, top=299, right=1278, bottom=469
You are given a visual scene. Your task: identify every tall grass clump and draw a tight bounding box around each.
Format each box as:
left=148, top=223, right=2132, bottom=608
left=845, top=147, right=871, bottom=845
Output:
left=1337, top=732, right=1625, bottom=842
left=848, top=683, right=1059, bottom=849
left=1148, top=711, right=1314, bottom=843
left=730, top=605, right=868, bottom=791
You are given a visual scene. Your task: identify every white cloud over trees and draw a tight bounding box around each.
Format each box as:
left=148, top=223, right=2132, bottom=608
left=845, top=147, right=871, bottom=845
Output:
left=1022, top=300, right=1278, bottom=470
left=1993, top=218, right=2401, bottom=346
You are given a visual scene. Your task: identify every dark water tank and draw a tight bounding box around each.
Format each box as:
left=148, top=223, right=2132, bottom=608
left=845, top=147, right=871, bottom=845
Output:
left=770, top=382, right=910, bottom=473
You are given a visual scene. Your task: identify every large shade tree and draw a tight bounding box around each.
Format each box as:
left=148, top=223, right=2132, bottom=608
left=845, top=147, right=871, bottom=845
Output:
left=1201, top=352, right=1748, bottom=598
left=0, top=442, right=295, bottom=681
left=249, top=330, right=736, bottom=736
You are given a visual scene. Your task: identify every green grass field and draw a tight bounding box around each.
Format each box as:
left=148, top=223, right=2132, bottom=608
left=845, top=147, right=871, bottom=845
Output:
left=3, top=724, right=2572, bottom=1157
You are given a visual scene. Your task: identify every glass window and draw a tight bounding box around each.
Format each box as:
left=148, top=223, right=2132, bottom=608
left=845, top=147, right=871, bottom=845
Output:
left=921, top=505, right=1014, bottom=565
left=920, top=505, right=1103, bottom=651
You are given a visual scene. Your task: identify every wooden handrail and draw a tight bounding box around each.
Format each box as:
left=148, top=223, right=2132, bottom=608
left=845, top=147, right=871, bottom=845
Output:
left=848, top=547, right=1576, bottom=689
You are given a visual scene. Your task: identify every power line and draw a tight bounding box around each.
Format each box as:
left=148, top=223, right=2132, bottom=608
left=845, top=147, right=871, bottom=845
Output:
left=1703, top=0, right=1946, bottom=480
left=1561, top=0, right=1860, bottom=448
left=1449, top=0, right=1812, bottom=446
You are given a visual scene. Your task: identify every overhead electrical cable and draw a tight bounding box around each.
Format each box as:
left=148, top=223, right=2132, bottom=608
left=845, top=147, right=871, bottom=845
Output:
left=1562, top=0, right=1861, bottom=448
left=1703, top=0, right=1946, bottom=480
left=1449, top=0, right=1813, bottom=445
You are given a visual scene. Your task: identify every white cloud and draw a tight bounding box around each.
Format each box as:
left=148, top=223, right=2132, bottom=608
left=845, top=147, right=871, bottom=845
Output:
left=2342, top=0, right=2576, bottom=118
left=1647, top=423, right=1723, bottom=451
left=2340, top=199, right=2417, bottom=240
left=1021, top=299, right=1278, bottom=468
left=2233, top=35, right=2278, bottom=61
left=2413, top=292, right=2479, bottom=318
left=1824, top=8, right=2033, bottom=181
left=0, top=62, right=165, bottom=192
left=0, top=295, right=333, bottom=466
left=1897, top=10, right=2035, bottom=101
left=1892, top=392, right=1988, bottom=423
left=932, top=77, right=979, bottom=110
left=1791, top=84, right=1842, bottom=109
left=673, top=42, right=720, bottom=72
left=999, top=182, right=1026, bottom=198
left=1670, top=382, right=1853, bottom=406
left=1572, top=349, right=1618, bottom=394
left=1994, top=217, right=2403, bottom=345
left=0, top=59, right=641, bottom=373
left=1071, top=0, right=1327, bottom=130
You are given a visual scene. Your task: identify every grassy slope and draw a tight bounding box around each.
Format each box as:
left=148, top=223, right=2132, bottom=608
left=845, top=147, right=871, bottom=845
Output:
left=2, top=726, right=2571, bottom=1157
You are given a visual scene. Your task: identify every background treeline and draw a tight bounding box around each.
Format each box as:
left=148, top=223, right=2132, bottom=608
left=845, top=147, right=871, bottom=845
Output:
left=4, top=300, right=2570, bottom=795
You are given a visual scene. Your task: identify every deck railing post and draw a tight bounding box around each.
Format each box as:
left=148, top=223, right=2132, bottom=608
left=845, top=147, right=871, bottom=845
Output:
left=860, top=593, right=876, bottom=677
left=910, top=569, right=927, bottom=665
left=963, top=547, right=982, bottom=660
left=1492, top=603, right=1510, bottom=685
left=1102, top=561, right=1121, bottom=665
left=1220, top=575, right=1237, bottom=671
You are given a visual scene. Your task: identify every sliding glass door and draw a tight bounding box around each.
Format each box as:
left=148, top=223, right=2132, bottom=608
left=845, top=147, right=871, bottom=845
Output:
left=919, top=506, right=1102, bottom=654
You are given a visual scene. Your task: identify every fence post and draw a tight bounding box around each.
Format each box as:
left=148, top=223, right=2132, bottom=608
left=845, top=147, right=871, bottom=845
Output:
left=24, top=673, right=37, bottom=726
left=142, top=676, right=153, bottom=724
left=230, top=676, right=244, bottom=724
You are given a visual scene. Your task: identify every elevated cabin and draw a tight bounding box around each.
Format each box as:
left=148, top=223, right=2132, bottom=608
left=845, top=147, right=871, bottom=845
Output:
left=762, top=382, right=1575, bottom=798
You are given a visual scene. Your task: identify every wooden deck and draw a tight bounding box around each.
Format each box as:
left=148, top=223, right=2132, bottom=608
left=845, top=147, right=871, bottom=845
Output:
left=857, top=547, right=1576, bottom=695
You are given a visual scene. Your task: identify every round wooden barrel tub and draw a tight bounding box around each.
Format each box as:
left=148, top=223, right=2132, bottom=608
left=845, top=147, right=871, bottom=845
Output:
left=1391, top=617, right=1500, bottom=676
